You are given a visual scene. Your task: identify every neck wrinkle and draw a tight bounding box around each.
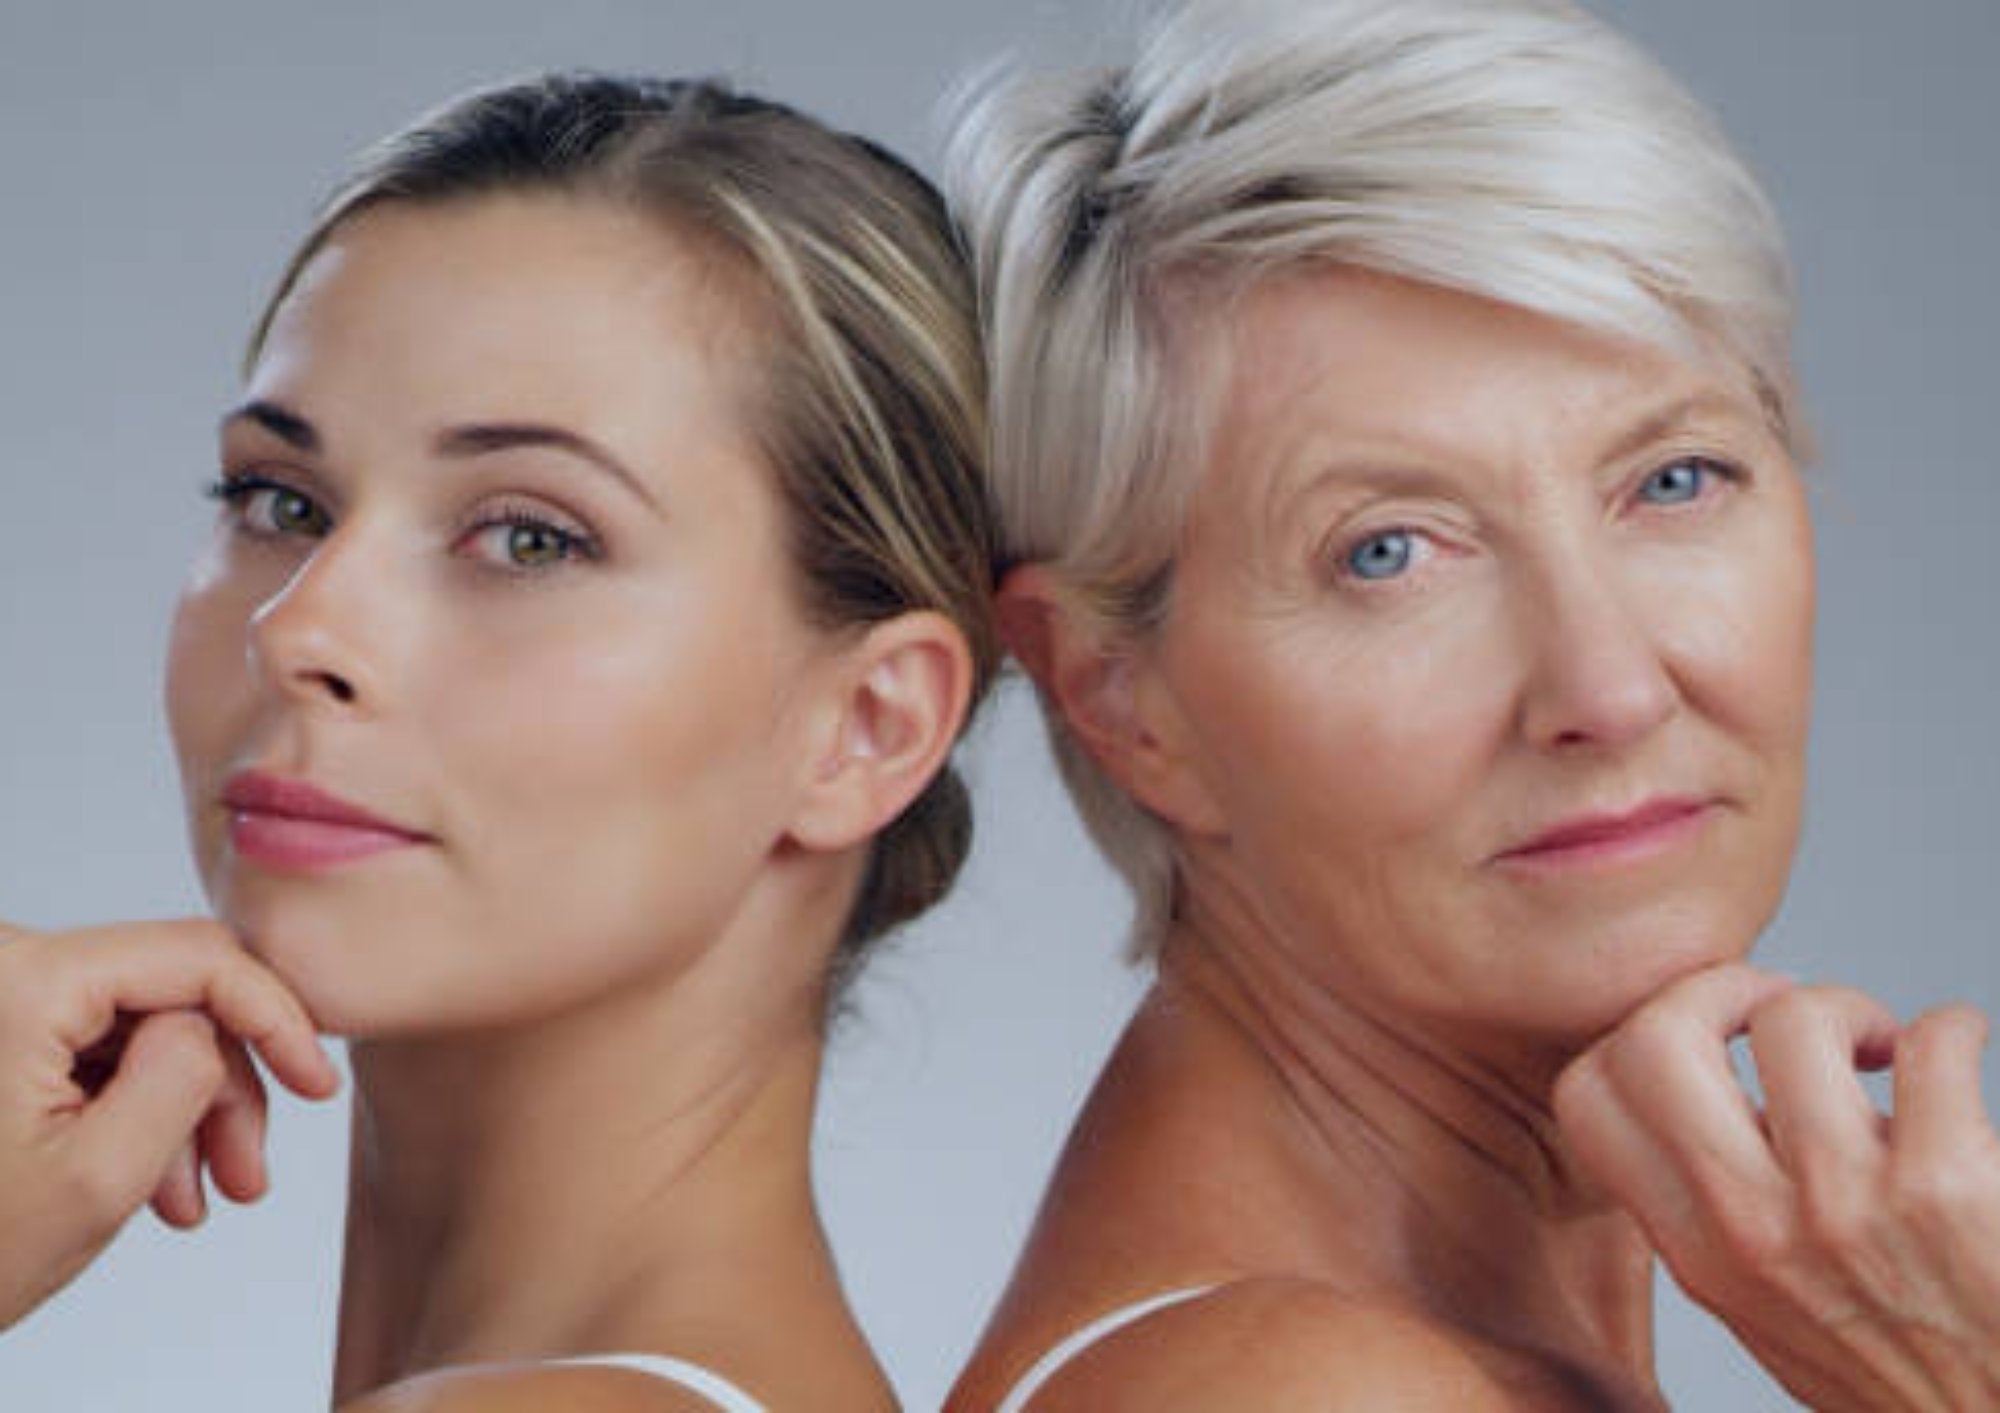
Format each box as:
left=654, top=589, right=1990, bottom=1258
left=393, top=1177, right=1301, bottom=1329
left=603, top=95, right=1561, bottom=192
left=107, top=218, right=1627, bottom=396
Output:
left=1160, top=863, right=1658, bottom=1380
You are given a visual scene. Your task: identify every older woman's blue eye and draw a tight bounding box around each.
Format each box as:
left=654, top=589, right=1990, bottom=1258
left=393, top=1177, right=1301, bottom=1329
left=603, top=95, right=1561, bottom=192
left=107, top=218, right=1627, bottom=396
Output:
left=1345, top=530, right=1415, bottom=580
left=1639, top=459, right=1709, bottom=505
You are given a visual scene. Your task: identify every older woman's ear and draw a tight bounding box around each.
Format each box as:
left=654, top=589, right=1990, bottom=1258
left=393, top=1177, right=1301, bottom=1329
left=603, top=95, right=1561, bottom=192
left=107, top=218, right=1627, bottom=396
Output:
left=997, top=565, right=1227, bottom=838
left=786, top=611, right=974, bottom=853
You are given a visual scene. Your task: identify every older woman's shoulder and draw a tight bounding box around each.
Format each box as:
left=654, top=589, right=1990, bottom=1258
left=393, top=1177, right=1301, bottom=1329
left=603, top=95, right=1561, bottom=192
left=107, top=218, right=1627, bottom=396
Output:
left=1016, top=1276, right=1519, bottom=1412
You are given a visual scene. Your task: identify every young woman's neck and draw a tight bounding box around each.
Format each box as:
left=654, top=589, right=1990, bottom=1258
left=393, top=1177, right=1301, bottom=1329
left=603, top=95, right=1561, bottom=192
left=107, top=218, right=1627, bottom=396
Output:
left=328, top=922, right=870, bottom=1406
left=1159, top=872, right=1660, bottom=1390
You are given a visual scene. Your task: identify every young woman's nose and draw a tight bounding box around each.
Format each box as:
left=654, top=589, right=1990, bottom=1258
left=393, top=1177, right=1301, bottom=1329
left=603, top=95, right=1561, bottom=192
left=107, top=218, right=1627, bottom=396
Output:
left=246, top=531, right=388, bottom=714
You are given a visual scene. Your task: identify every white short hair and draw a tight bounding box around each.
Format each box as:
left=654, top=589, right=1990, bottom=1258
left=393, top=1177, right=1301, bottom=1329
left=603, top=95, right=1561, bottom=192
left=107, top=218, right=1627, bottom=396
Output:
left=945, top=0, right=1803, bottom=951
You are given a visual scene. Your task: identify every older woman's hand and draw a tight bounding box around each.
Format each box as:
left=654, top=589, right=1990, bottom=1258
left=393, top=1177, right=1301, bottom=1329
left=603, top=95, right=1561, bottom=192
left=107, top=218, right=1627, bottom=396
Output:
left=1554, top=963, right=2000, bottom=1411
left=0, top=919, right=338, bottom=1331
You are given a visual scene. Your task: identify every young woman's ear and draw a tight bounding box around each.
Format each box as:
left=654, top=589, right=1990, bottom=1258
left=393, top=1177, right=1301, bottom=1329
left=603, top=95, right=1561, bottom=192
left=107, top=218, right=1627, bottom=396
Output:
left=996, top=564, right=1226, bottom=837
left=787, top=611, right=975, bottom=853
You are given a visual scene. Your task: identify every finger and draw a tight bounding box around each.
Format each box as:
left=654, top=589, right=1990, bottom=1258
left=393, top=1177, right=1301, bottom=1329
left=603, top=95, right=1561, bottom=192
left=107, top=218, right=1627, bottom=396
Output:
left=70, top=1009, right=226, bottom=1224
left=1894, top=1005, right=1994, bottom=1162
left=149, top=1140, right=206, bottom=1230
left=1750, top=985, right=1900, bottom=1178
left=1554, top=1055, right=1693, bottom=1227
left=1639, top=961, right=1800, bottom=1034
left=48, top=921, right=339, bottom=1100
left=195, top=1036, right=269, bottom=1204
left=1590, top=964, right=1797, bottom=1195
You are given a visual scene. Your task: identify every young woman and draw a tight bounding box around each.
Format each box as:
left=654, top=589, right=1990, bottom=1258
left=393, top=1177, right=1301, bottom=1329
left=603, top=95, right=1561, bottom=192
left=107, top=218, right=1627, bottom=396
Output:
left=1, top=72, right=997, bottom=1412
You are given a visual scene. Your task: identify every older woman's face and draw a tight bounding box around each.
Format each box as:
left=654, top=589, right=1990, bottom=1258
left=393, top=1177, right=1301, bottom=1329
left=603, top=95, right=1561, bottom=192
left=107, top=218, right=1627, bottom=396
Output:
left=1144, top=267, right=1813, bottom=1045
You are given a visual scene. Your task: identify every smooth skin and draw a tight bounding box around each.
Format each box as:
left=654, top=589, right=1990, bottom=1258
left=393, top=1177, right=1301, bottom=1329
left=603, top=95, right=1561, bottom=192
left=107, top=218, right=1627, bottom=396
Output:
left=181, top=194, right=964, bottom=1411
left=950, top=267, right=2000, bottom=1410
left=4, top=191, right=968, bottom=1410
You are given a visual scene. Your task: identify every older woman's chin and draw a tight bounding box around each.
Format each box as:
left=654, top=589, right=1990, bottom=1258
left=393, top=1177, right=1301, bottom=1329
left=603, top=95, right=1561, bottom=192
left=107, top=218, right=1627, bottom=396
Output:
left=1534, top=916, right=1769, bottom=1050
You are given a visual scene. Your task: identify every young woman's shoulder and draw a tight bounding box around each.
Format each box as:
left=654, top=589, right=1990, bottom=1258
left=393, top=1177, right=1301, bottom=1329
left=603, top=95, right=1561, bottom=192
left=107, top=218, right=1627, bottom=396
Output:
left=338, top=1362, right=735, bottom=1413
left=1015, top=1277, right=1519, bottom=1413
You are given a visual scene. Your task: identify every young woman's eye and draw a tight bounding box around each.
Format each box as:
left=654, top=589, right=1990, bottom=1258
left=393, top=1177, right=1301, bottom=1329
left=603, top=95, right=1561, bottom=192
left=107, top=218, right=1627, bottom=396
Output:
left=459, top=514, right=600, bottom=571
left=1636, top=457, right=1728, bottom=507
left=1342, top=528, right=1422, bottom=582
left=207, top=475, right=332, bottom=538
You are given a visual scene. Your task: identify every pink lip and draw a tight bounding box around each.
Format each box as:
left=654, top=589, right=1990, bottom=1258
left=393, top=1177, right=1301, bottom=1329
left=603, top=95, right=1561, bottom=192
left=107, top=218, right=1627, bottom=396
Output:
left=222, top=770, right=431, bottom=872
left=1495, top=797, right=1716, bottom=873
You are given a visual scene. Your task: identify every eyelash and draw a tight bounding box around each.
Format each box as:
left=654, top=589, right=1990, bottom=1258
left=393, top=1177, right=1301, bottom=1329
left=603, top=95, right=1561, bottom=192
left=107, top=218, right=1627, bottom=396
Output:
left=459, top=499, right=605, bottom=570
left=1632, top=454, right=1744, bottom=510
left=205, top=473, right=328, bottom=538
left=203, top=474, right=605, bottom=572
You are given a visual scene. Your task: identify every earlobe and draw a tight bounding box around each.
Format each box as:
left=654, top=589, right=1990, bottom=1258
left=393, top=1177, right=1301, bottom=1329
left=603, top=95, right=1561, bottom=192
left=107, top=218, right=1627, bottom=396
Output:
left=787, top=612, right=974, bottom=853
left=998, top=564, right=1227, bottom=838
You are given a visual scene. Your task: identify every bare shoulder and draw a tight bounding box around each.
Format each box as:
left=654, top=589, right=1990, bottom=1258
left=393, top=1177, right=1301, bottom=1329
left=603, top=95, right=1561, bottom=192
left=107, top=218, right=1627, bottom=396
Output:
left=338, top=1363, right=725, bottom=1413
left=1020, top=1278, right=1519, bottom=1413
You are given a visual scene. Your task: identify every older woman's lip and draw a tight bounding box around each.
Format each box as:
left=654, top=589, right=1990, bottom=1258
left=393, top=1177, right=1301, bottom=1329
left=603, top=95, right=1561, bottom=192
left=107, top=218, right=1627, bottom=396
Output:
left=1496, top=797, right=1716, bottom=868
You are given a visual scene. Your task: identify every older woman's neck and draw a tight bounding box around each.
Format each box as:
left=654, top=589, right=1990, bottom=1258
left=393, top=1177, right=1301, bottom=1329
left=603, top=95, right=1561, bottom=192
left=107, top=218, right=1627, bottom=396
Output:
left=1159, top=883, right=1657, bottom=1371
left=328, top=929, right=837, bottom=1404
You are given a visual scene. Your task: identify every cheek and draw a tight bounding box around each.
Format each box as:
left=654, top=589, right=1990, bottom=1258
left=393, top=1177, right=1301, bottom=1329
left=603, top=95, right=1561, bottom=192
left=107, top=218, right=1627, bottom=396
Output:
left=426, top=604, right=805, bottom=958
left=1648, top=503, right=1816, bottom=754
left=444, top=607, right=793, bottom=809
left=1180, top=596, right=1511, bottom=893
left=164, top=570, right=259, bottom=805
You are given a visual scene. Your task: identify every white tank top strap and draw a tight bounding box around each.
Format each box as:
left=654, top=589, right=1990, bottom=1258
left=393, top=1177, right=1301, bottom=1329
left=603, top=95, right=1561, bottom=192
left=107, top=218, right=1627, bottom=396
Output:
left=995, top=1284, right=1224, bottom=1413
left=542, top=1353, right=769, bottom=1412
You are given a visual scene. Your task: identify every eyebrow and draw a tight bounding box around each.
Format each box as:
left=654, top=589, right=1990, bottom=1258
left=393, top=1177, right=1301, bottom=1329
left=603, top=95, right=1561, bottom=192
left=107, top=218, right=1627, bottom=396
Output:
left=1596, top=388, right=1760, bottom=468
left=432, top=423, right=660, bottom=511
left=218, top=402, right=661, bottom=512
left=1266, top=385, right=1767, bottom=535
left=220, top=399, right=319, bottom=453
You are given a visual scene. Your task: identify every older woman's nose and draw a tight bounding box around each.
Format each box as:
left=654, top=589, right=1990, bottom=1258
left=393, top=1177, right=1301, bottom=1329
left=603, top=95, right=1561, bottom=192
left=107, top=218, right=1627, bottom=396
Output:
left=246, top=532, right=389, bottom=714
left=1515, top=569, right=1678, bottom=752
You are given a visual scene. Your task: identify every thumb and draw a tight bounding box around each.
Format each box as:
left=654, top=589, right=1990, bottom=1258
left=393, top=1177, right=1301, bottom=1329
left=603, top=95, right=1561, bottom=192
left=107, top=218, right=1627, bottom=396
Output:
left=68, top=1010, right=227, bottom=1222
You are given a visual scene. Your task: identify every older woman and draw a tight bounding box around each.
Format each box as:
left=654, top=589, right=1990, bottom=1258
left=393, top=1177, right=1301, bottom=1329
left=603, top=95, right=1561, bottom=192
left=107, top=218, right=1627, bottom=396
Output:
left=944, top=1, right=2000, bottom=1409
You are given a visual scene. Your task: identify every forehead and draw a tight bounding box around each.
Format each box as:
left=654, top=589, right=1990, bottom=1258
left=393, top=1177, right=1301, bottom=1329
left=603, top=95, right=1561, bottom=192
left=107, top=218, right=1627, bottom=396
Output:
left=1196, top=264, right=1765, bottom=505
left=249, top=194, right=766, bottom=451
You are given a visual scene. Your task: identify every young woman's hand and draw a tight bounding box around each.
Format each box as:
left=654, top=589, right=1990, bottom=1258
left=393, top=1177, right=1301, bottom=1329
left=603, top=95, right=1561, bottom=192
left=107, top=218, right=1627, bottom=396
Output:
left=0, top=919, right=338, bottom=1330
left=1555, top=962, right=2000, bottom=1411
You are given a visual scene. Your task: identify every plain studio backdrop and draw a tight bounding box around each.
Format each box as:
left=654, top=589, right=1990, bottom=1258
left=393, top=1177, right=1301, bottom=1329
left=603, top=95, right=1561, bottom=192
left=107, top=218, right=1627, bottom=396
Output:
left=0, top=2, right=1994, bottom=1408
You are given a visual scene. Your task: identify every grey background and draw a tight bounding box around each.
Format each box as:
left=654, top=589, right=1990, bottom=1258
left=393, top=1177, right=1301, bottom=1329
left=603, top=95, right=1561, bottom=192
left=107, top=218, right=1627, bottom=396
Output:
left=0, top=1, right=1993, bottom=1408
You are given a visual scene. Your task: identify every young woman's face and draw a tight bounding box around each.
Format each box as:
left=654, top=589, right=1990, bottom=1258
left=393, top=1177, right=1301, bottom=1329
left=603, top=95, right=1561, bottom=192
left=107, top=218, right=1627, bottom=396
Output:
left=167, top=195, right=843, bottom=1037
left=1141, top=267, right=1814, bottom=1049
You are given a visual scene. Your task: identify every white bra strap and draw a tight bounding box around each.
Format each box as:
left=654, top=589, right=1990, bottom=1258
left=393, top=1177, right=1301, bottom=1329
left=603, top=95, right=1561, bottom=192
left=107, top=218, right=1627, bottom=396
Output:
left=995, top=1284, right=1223, bottom=1413
left=543, top=1353, right=769, bottom=1413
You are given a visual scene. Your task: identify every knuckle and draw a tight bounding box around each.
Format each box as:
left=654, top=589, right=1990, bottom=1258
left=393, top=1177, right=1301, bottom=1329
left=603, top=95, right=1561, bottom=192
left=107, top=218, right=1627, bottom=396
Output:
left=1796, top=1176, right=1875, bottom=1267
left=1888, top=1156, right=1989, bottom=1236
left=1709, top=1193, right=1794, bottom=1271
left=1551, top=1054, right=1605, bottom=1121
left=1916, top=1002, right=1988, bottom=1049
left=1752, top=983, right=1839, bottom=1036
left=172, top=918, right=236, bottom=958
left=150, top=1011, right=226, bottom=1086
left=1607, top=1007, right=1684, bottom=1075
